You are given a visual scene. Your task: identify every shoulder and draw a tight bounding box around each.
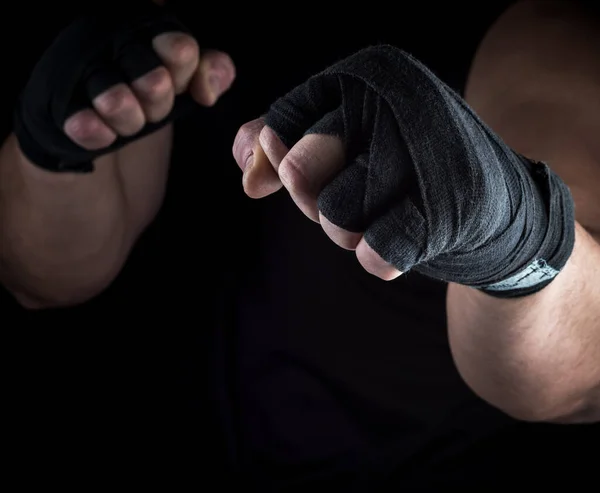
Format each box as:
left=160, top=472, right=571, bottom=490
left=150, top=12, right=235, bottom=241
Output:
left=464, top=0, right=600, bottom=233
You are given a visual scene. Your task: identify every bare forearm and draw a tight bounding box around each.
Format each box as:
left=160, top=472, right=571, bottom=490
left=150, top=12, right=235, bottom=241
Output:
left=0, top=133, right=135, bottom=307
left=447, top=223, right=600, bottom=423
left=0, top=118, right=174, bottom=310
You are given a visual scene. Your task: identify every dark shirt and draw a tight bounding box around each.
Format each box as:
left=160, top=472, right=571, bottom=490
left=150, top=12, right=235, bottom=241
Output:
left=1, top=2, right=596, bottom=490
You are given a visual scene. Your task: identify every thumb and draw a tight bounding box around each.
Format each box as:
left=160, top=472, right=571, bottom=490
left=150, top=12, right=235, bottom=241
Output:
left=189, top=50, right=236, bottom=106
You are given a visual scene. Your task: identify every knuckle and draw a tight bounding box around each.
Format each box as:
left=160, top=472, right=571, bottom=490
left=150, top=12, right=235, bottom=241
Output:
left=238, top=120, right=256, bottom=136
left=65, top=112, right=100, bottom=140
left=237, top=120, right=261, bottom=145
left=167, top=34, right=199, bottom=67
left=234, top=120, right=264, bottom=157
left=134, top=67, right=172, bottom=100
left=94, top=86, right=135, bottom=117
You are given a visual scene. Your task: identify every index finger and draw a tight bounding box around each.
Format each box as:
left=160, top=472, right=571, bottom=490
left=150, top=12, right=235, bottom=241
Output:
left=233, top=119, right=283, bottom=199
left=267, top=130, right=345, bottom=223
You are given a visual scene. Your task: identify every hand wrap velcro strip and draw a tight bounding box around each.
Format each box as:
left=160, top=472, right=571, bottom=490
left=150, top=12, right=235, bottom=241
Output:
left=14, top=2, right=195, bottom=172
left=265, top=45, right=575, bottom=297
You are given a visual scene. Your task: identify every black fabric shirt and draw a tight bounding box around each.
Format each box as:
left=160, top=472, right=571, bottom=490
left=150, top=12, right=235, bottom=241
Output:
left=2, top=3, right=596, bottom=490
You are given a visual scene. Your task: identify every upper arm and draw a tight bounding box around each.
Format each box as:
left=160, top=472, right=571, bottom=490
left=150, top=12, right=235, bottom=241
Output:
left=464, top=0, right=600, bottom=235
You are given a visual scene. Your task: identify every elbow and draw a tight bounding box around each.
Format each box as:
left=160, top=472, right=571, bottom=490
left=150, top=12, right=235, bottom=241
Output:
left=458, top=368, right=600, bottom=424
left=502, top=396, right=599, bottom=425
left=496, top=392, right=589, bottom=424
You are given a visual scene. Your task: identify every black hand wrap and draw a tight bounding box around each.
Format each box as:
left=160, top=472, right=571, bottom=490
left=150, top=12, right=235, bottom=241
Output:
left=14, top=2, right=195, bottom=173
left=265, top=45, right=575, bottom=297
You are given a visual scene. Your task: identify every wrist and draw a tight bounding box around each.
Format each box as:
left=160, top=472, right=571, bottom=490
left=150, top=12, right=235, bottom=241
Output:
left=478, top=158, right=575, bottom=297
left=4, top=133, right=119, bottom=185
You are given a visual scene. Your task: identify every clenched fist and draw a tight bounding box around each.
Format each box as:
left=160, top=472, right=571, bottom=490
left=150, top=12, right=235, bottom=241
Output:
left=14, top=0, right=235, bottom=172
left=234, top=46, right=575, bottom=298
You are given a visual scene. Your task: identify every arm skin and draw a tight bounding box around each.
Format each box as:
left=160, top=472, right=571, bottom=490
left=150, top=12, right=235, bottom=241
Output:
left=448, top=224, right=600, bottom=423
left=0, top=127, right=172, bottom=309
left=0, top=4, right=235, bottom=310
left=447, top=0, right=600, bottom=423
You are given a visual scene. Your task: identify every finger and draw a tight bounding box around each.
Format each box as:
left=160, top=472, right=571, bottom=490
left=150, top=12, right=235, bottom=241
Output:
left=275, top=133, right=345, bottom=223
left=363, top=196, right=428, bottom=275
left=233, top=119, right=283, bottom=199
left=355, top=237, right=402, bottom=281
left=131, top=66, right=175, bottom=122
left=257, top=125, right=289, bottom=172
left=152, top=32, right=199, bottom=94
left=63, top=109, right=117, bottom=150
left=319, top=212, right=363, bottom=250
left=243, top=144, right=284, bottom=199
left=189, top=50, right=236, bottom=107
left=241, top=124, right=288, bottom=198
left=118, top=41, right=175, bottom=123
left=233, top=118, right=265, bottom=171
left=92, top=83, right=145, bottom=136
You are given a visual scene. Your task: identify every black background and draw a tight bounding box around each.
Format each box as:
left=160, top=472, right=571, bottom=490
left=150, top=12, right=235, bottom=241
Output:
left=1, top=1, right=598, bottom=490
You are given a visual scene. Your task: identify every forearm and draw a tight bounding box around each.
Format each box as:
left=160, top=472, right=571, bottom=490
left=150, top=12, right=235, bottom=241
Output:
left=0, top=133, right=133, bottom=308
left=0, top=128, right=170, bottom=309
left=447, top=223, right=600, bottom=423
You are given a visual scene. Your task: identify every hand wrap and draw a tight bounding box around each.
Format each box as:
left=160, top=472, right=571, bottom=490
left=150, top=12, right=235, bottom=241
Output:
left=14, top=2, right=194, bottom=172
left=265, top=45, right=575, bottom=297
